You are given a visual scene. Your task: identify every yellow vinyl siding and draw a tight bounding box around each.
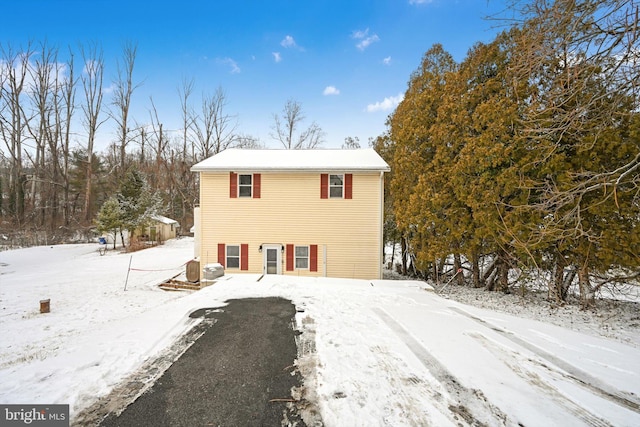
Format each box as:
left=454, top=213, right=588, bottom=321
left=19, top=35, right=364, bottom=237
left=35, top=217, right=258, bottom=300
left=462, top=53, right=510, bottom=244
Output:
left=198, top=171, right=383, bottom=279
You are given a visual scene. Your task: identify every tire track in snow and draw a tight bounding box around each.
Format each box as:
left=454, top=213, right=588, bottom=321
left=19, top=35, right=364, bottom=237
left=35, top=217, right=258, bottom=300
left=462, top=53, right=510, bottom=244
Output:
left=373, top=307, right=510, bottom=426
left=469, top=331, right=613, bottom=427
left=449, top=306, right=640, bottom=415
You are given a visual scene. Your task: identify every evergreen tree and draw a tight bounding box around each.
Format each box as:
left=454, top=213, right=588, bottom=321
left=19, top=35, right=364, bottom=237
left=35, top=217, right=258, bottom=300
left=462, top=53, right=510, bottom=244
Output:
left=95, top=196, right=123, bottom=249
left=388, top=44, right=457, bottom=278
left=117, top=169, right=162, bottom=245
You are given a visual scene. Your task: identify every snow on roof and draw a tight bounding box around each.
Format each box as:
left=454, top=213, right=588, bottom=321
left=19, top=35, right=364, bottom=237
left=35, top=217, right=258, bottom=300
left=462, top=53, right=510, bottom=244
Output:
left=152, top=214, right=178, bottom=225
left=191, top=148, right=390, bottom=172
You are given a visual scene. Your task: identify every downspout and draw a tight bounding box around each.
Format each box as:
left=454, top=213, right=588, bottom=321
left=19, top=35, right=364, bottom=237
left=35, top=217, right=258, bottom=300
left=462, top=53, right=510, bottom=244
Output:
left=379, top=171, right=385, bottom=280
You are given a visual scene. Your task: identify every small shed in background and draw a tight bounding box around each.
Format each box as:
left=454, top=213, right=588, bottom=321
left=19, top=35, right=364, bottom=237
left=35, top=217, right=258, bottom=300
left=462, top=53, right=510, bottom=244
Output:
left=143, top=215, right=180, bottom=243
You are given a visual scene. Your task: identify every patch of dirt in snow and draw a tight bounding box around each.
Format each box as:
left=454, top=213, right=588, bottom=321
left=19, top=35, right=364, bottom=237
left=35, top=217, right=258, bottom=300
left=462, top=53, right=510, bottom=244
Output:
left=436, top=284, right=640, bottom=348
left=292, top=310, right=324, bottom=427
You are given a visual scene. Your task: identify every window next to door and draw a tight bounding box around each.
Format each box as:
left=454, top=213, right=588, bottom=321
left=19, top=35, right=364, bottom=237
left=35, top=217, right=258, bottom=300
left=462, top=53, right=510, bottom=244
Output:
left=286, top=244, right=318, bottom=272
left=295, top=246, right=309, bottom=269
left=226, top=245, right=240, bottom=268
left=218, top=243, right=249, bottom=270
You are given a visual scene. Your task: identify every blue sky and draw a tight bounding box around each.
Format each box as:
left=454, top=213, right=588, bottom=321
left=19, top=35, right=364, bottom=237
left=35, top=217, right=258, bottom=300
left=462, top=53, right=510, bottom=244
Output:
left=2, top=0, right=511, bottom=150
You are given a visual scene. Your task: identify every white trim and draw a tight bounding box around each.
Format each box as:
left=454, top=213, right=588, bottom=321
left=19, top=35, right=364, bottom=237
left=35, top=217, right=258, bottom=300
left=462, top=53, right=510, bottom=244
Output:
left=238, top=173, right=253, bottom=197
left=294, top=245, right=310, bottom=270
left=262, top=244, right=282, bottom=275
left=329, top=174, right=344, bottom=198
left=226, top=244, right=241, bottom=269
left=323, top=245, right=327, bottom=277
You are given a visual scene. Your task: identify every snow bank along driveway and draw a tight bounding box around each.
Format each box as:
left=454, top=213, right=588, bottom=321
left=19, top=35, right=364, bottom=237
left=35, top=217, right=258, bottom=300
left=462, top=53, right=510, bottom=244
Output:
left=1, top=238, right=639, bottom=426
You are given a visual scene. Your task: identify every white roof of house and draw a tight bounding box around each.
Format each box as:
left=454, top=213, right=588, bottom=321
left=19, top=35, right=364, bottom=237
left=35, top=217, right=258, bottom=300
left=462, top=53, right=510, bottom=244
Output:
left=152, top=215, right=179, bottom=225
left=191, top=148, right=390, bottom=172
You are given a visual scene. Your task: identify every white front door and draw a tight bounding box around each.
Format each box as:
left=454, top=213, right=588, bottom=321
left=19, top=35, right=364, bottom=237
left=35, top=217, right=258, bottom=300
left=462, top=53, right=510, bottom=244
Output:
left=263, top=244, right=282, bottom=274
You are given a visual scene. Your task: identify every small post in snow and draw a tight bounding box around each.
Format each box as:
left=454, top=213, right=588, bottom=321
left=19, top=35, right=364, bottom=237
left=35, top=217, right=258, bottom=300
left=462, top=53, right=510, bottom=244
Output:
left=124, top=255, right=133, bottom=291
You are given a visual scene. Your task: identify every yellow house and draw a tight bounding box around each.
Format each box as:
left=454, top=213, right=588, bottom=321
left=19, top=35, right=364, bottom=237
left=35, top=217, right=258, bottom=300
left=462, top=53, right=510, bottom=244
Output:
left=191, top=148, right=390, bottom=280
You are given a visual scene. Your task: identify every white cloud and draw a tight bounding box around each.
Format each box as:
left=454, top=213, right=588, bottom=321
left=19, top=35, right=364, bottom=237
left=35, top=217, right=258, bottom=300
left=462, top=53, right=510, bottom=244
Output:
left=351, top=28, right=380, bottom=51
left=279, top=35, right=305, bottom=52
left=272, top=52, right=282, bottom=63
left=281, top=35, right=297, bottom=48
left=409, top=0, right=434, bottom=4
left=357, top=35, right=380, bottom=51
left=366, top=93, right=404, bottom=112
left=323, top=86, right=340, bottom=96
left=217, top=57, right=240, bottom=74
left=383, top=56, right=392, bottom=65
left=352, top=29, right=369, bottom=39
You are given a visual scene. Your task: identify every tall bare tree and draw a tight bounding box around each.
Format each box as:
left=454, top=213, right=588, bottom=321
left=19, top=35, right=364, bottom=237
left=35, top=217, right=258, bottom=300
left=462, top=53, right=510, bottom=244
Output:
left=57, top=50, right=77, bottom=226
left=191, top=86, right=237, bottom=160
left=80, top=42, right=106, bottom=222
left=178, top=77, right=195, bottom=161
left=110, top=41, right=140, bottom=179
left=0, top=43, right=32, bottom=225
left=271, top=99, right=324, bottom=149
left=148, top=96, right=170, bottom=190
left=25, top=42, right=59, bottom=227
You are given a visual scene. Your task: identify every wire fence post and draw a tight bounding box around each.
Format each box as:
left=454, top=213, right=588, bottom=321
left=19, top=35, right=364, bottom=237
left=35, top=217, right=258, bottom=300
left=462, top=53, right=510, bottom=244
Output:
left=124, top=255, right=133, bottom=291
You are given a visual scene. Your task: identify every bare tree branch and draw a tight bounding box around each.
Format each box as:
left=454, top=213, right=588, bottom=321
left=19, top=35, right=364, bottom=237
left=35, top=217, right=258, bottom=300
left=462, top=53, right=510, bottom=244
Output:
left=270, top=99, right=324, bottom=149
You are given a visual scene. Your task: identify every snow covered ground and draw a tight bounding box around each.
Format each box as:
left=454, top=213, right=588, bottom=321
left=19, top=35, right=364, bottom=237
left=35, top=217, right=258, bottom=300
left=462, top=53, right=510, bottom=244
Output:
left=1, top=238, right=639, bottom=426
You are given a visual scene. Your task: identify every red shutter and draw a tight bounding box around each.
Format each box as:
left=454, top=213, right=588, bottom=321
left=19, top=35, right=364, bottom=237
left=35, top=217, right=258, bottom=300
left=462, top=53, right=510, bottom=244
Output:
left=230, top=172, right=237, bottom=198
left=320, top=174, right=328, bottom=199
left=253, top=173, right=261, bottom=199
left=286, top=244, right=294, bottom=271
left=217, top=243, right=226, bottom=267
left=240, top=244, right=249, bottom=270
left=310, top=244, right=318, bottom=272
left=345, top=174, right=353, bottom=199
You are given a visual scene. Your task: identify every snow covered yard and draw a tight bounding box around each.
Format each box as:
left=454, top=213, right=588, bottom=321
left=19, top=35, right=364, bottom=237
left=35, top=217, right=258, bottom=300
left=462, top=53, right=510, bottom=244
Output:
left=1, top=239, right=639, bottom=426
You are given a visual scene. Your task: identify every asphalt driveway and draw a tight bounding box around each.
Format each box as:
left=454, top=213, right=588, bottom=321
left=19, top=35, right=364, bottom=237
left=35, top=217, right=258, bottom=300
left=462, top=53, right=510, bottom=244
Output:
left=99, top=297, right=309, bottom=427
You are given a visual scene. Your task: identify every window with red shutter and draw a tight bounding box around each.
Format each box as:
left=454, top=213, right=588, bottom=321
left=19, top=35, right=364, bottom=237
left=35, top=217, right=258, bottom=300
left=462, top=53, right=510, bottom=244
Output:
left=345, top=174, right=353, bottom=199
left=253, top=174, right=261, bottom=198
left=240, top=244, right=249, bottom=270
left=229, top=172, right=238, bottom=198
left=225, top=245, right=241, bottom=268
left=320, top=174, right=328, bottom=199
left=286, top=244, right=294, bottom=271
left=217, top=243, right=226, bottom=267
left=310, top=245, right=318, bottom=272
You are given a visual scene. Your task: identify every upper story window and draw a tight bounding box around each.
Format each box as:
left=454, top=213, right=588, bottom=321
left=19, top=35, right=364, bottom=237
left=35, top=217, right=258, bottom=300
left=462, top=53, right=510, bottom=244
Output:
left=320, top=173, right=352, bottom=199
left=230, top=172, right=261, bottom=198
left=238, top=174, right=252, bottom=197
left=329, top=174, right=343, bottom=198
